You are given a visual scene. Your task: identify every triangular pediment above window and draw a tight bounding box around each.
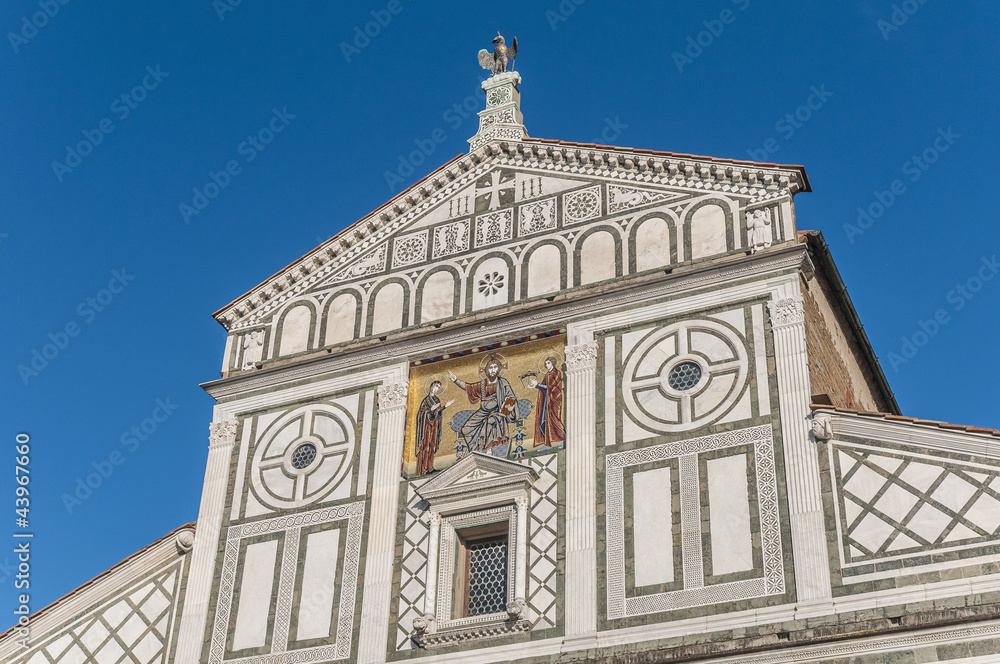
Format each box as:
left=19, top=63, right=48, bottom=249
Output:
left=415, top=452, right=538, bottom=505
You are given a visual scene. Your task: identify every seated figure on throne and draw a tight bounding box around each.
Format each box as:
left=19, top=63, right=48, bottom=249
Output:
left=448, top=355, right=519, bottom=456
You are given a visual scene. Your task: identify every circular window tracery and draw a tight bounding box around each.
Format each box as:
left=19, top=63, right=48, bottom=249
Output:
left=290, top=442, right=317, bottom=469
left=667, top=362, right=702, bottom=391
left=477, top=272, right=505, bottom=296
left=250, top=404, right=357, bottom=509
left=621, top=319, right=749, bottom=432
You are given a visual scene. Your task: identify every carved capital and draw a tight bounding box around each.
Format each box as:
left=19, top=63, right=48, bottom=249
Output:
left=565, top=341, right=598, bottom=372
left=377, top=382, right=408, bottom=411
left=514, top=496, right=528, bottom=512
left=175, top=529, right=195, bottom=555
left=427, top=511, right=442, bottom=527
left=810, top=414, right=833, bottom=442
left=767, top=296, right=805, bottom=328
left=208, top=419, right=239, bottom=449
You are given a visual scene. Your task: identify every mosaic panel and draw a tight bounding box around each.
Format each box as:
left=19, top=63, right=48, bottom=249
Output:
left=402, top=336, right=566, bottom=479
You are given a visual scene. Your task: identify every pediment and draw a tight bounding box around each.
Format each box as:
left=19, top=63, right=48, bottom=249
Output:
left=214, top=139, right=808, bottom=333
left=415, top=452, right=538, bottom=505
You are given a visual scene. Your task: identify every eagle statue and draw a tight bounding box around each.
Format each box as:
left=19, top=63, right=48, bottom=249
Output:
left=478, top=32, right=518, bottom=76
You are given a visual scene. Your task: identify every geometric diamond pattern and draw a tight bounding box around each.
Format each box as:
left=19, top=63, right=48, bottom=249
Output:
left=396, top=482, right=430, bottom=651
left=836, top=446, right=1000, bottom=562
left=527, top=455, right=559, bottom=628
left=14, top=565, right=181, bottom=664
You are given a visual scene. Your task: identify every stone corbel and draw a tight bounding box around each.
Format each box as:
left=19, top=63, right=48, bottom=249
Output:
left=810, top=413, right=833, bottom=442
left=175, top=528, right=195, bottom=555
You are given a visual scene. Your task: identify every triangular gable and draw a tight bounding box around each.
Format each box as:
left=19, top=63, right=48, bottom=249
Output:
left=0, top=525, right=193, bottom=663
left=415, top=452, right=538, bottom=505
left=213, top=139, right=809, bottom=332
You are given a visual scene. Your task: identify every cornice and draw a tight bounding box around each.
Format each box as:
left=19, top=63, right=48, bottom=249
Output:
left=201, top=244, right=810, bottom=401
left=212, top=141, right=809, bottom=332
left=416, top=452, right=539, bottom=505
left=826, top=411, right=1000, bottom=459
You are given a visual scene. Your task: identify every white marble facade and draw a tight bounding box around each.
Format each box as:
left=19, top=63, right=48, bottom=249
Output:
left=6, top=71, right=1000, bottom=664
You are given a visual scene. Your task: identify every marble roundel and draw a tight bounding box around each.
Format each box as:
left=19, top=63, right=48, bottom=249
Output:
left=622, top=319, right=748, bottom=432
left=250, top=404, right=356, bottom=509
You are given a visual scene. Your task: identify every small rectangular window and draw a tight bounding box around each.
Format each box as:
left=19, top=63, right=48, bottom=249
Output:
left=453, top=521, right=509, bottom=618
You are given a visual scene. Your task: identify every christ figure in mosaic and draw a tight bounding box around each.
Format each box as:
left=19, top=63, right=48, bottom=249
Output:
left=528, top=356, right=565, bottom=447
left=448, top=356, right=518, bottom=454
left=414, top=381, right=454, bottom=476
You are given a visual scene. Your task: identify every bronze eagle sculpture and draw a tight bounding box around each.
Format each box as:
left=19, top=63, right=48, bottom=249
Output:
left=478, top=32, right=518, bottom=76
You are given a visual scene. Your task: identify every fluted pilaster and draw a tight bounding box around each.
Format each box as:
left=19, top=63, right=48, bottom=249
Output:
left=357, top=381, right=409, bottom=663
left=768, top=296, right=831, bottom=601
left=564, top=341, right=599, bottom=636
left=174, top=418, right=239, bottom=663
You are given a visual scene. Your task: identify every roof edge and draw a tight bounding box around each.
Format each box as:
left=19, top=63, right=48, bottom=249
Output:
left=802, top=230, right=900, bottom=415
left=211, top=139, right=810, bottom=331
left=812, top=404, right=1000, bottom=438
left=0, top=522, right=195, bottom=640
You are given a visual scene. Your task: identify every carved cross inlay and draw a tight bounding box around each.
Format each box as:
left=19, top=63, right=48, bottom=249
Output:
left=476, top=171, right=514, bottom=211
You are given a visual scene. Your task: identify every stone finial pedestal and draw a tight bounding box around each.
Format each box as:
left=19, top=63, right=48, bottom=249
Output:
left=468, top=71, right=527, bottom=151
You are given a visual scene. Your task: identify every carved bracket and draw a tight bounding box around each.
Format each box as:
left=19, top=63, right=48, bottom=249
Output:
left=810, top=413, right=833, bottom=442
left=413, top=614, right=531, bottom=649
left=175, top=529, right=195, bottom=555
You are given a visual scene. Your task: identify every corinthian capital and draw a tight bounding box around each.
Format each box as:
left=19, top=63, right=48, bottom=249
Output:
left=377, top=382, right=409, bottom=411
left=565, top=341, right=598, bottom=372
left=208, top=419, right=239, bottom=448
left=767, top=296, right=805, bottom=328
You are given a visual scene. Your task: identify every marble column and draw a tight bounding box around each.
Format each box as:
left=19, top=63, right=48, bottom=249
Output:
left=768, top=296, right=832, bottom=601
left=422, top=512, right=441, bottom=625
left=514, top=495, right=529, bottom=608
left=357, top=381, right=409, bottom=664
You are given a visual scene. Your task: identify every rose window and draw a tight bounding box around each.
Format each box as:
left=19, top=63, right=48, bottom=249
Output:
left=565, top=190, right=600, bottom=221
left=478, top=272, right=505, bottom=296
left=290, top=442, right=317, bottom=469
left=621, top=319, right=748, bottom=433
left=667, top=361, right=702, bottom=391
left=250, top=404, right=356, bottom=509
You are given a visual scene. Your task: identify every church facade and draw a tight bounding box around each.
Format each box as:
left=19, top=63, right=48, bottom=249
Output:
left=5, top=66, right=1000, bottom=664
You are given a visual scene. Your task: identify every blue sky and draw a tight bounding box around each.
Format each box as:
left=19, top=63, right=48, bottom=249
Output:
left=2, top=0, right=998, bottom=618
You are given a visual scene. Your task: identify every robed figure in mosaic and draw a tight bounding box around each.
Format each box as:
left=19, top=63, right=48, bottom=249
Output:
left=527, top=356, right=565, bottom=447
left=448, top=356, right=518, bottom=454
left=414, top=380, right=454, bottom=476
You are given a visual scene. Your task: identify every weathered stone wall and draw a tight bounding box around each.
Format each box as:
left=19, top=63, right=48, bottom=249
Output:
left=801, top=268, right=889, bottom=412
